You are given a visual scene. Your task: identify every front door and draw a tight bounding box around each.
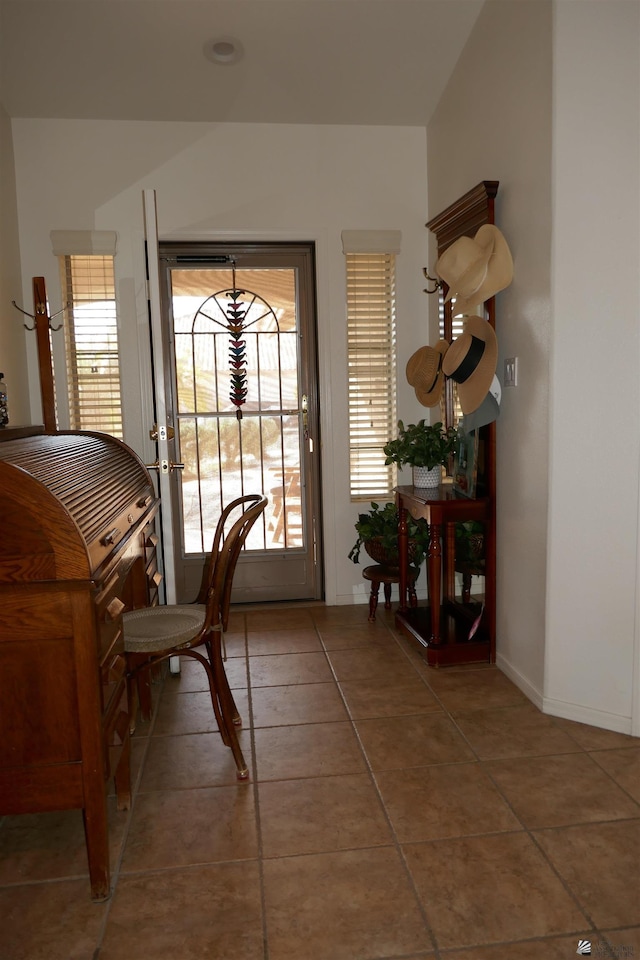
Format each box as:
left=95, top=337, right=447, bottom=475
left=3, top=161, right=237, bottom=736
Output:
left=158, top=242, right=322, bottom=604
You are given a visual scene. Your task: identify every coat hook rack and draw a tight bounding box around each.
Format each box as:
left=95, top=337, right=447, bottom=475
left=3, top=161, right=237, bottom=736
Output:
left=12, top=300, right=66, bottom=332
left=11, top=277, right=61, bottom=431
left=422, top=267, right=443, bottom=295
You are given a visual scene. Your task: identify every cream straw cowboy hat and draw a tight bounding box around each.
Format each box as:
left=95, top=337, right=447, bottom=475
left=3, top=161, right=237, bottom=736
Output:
left=406, top=339, right=449, bottom=407
left=435, top=225, right=513, bottom=315
left=442, top=316, right=497, bottom=415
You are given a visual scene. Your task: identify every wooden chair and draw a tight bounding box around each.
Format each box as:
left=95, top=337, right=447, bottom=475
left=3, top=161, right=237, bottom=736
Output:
left=123, top=493, right=268, bottom=780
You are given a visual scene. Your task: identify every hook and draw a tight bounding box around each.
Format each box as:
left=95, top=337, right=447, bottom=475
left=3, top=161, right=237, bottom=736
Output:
left=12, top=300, right=67, bottom=332
left=422, top=268, right=442, bottom=295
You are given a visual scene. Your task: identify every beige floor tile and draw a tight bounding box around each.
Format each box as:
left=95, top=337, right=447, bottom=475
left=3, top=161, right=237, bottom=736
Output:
left=339, top=675, right=442, bottom=719
left=1, top=878, right=108, bottom=960
left=139, top=731, right=252, bottom=791
left=121, top=784, right=257, bottom=872
left=8, top=602, right=636, bottom=960
left=422, top=665, right=528, bottom=713
left=356, top=713, right=475, bottom=770
left=454, top=703, right=585, bottom=760
left=404, top=832, right=588, bottom=949
left=0, top=800, right=127, bottom=884
left=590, top=747, right=640, bottom=803
left=440, top=935, right=595, bottom=960
left=259, top=773, right=392, bottom=857
left=262, top=847, right=433, bottom=959
left=375, top=762, right=520, bottom=842
left=311, top=604, right=374, bottom=626
left=316, top=619, right=395, bottom=650
left=100, top=861, right=264, bottom=960
left=253, top=721, right=366, bottom=780
left=167, top=654, right=248, bottom=691
left=153, top=689, right=248, bottom=737
left=251, top=681, right=347, bottom=727
left=487, top=753, right=640, bottom=827
left=247, top=627, right=323, bottom=655
left=220, top=629, right=246, bottom=657
left=246, top=607, right=315, bottom=630
left=248, top=651, right=333, bottom=686
left=600, top=927, right=640, bottom=957
left=534, top=820, right=640, bottom=929
left=225, top=609, right=246, bottom=629
left=327, top=644, right=418, bottom=682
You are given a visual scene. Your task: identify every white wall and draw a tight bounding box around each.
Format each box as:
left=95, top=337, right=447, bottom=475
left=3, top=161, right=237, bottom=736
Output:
left=427, top=0, right=553, bottom=705
left=545, top=0, right=640, bottom=733
left=0, top=102, right=30, bottom=425
left=11, top=119, right=429, bottom=606
left=428, top=0, right=640, bottom=733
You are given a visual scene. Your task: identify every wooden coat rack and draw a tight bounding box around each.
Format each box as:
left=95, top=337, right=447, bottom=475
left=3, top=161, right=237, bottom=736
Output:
left=12, top=277, right=62, bottom=432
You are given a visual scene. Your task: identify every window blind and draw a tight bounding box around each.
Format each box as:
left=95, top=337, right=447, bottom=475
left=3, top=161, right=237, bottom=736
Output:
left=59, top=254, right=123, bottom=438
left=346, top=252, right=397, bottom=499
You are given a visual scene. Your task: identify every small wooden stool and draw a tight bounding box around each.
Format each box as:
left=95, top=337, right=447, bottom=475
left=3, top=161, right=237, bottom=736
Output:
left=362, top=564, right=419, bottom=621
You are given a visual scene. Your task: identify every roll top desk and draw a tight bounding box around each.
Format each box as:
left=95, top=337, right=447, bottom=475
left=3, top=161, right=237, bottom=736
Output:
left=0, top=430, right=160, bottom=900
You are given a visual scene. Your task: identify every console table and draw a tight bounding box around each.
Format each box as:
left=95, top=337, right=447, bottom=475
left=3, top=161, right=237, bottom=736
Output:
left=395, top=484, right=495, bottom=667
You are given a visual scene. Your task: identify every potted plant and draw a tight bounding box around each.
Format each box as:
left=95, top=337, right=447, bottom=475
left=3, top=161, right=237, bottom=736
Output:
left=383, top=418, right=457, bottom=488
left=347, top=500, right=429, bottom=568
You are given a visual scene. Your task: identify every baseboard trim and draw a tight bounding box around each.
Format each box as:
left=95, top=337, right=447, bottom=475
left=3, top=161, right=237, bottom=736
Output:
left=496, top=652, right=634, bottom=735
left=541, top=697, right=633, bottom=736
left=495, top=653, right=544, bottom=711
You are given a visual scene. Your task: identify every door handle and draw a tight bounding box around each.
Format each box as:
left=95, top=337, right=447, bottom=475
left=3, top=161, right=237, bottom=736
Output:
left=145, top=459, right=185, bottom=474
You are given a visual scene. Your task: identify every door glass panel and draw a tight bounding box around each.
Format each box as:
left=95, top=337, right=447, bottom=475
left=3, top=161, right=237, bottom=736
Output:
left=166, top=261, right=311, bottom=598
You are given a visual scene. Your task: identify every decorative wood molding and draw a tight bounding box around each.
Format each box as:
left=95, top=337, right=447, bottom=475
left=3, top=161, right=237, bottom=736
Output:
left=426, top=180, right=499, bottom=254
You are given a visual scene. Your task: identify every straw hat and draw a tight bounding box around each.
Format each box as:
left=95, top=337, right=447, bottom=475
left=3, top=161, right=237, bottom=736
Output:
left=406, top=339, right=449, bottom=407
left=436, top=225, right=513, bottom=314
left=442, top=316, right=497, bottom=415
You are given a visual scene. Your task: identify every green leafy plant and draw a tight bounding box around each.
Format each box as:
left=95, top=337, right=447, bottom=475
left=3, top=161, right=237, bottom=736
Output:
left=455, top=520, right=485, bottom=564
left=383, top=419, right=457, bottom=470
left=347, top=500, right=429, bottom=566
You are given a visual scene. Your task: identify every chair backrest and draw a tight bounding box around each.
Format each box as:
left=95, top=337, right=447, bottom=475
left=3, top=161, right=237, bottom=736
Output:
left=198, top=494, right=268, bottom=631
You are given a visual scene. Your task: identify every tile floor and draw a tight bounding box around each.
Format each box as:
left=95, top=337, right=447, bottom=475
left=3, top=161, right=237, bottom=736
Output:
left=1, top=603, right=639, bottom=960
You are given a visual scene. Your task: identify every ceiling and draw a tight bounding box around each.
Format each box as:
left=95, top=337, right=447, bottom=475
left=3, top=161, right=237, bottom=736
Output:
left=0, top=0, right=484, bottom=126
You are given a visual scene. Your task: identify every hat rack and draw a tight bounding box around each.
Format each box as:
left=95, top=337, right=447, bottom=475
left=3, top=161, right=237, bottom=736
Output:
left=422, top=268, right=443, bottom=295
left=11, top=276, right=66, bottom=432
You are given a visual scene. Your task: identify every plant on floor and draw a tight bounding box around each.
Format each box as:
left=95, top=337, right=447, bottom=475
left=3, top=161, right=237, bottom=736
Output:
left=347, top=500, right=429, bottom=567
left=383, top=418, right=457, bottom=469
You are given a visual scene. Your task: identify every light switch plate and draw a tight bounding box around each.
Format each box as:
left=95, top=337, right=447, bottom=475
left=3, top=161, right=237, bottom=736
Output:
left=504, top=357, right=518, bottom=387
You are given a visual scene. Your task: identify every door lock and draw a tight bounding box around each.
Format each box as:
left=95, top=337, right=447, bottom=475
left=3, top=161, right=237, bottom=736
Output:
left=149, top=423, right=175, bottom=442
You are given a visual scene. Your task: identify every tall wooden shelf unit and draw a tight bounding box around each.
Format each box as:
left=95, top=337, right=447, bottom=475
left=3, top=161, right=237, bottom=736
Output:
left=394, top=181, right=498, bottom=666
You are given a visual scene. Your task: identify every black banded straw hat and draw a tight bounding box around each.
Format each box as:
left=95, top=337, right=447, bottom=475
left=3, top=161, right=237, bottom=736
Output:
left=441, top=316, right=497, bottom=415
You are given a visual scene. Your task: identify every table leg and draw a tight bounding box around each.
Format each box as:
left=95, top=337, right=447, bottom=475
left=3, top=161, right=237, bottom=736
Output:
left=398, top=506, right=408, bottom=611
left=427, top=521, right=442, bottom=644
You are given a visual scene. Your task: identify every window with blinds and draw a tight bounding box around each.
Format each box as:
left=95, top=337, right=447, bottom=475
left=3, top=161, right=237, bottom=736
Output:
left=58, top=254, right=123, bottom=438
left=346, top=252, right=397, bottom=499
left=440, top=302, right=465, bottom=426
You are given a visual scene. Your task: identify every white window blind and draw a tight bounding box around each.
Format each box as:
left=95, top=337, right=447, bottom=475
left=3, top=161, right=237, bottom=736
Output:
left=440, top=299, right=465, bottom=425
left=345, top=251, right=398, bottom=500
left=58, top=254, right=123, bottom=438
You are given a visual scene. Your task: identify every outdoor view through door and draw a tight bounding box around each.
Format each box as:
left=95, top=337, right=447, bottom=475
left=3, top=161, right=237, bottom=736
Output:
left=159, top=242, right=322, bottom=605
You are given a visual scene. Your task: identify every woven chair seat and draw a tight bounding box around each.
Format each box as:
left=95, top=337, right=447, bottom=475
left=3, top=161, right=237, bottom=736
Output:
left=123, top=604, right=206, bottom=653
